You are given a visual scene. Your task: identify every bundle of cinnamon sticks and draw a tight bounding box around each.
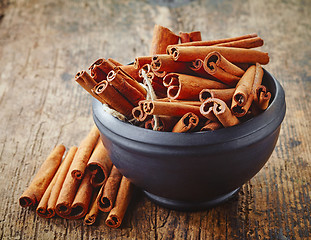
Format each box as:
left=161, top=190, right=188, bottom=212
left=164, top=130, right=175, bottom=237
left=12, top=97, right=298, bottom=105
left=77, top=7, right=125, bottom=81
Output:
left=76, top=24, right=271, bottom=133
left=19, top=125, right=133, bottom=228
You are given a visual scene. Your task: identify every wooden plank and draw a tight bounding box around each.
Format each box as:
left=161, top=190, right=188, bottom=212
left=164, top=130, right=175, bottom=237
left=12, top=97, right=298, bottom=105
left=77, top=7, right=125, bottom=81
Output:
left=0, top=0, right=310, bottom=239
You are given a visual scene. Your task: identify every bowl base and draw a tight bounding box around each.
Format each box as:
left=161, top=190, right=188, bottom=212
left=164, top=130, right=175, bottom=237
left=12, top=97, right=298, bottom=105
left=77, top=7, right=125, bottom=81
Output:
left=144, top=188, right=240, bottom=211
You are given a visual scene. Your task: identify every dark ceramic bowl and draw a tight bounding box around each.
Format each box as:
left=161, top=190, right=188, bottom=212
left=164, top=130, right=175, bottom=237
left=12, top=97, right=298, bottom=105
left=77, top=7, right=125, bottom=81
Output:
left=92, top=69, right=286, bottom=211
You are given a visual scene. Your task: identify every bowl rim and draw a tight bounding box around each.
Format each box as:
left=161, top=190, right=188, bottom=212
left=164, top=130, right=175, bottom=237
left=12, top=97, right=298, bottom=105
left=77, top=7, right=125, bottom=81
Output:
left=92, top=69, right=286, bottom=146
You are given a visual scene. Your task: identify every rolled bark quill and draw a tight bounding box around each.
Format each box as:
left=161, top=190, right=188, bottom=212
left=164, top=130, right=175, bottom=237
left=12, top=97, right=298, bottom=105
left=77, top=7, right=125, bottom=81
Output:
left=105, top=176, right=133, bottom=228
left=92, top=80, right=134, bottom=118
left=150, top=24, right=180, bottom=55
left=84, top=189, right=100, bottom=225
left=97, top=165, right=123, bottom=212
left=145, top=72, right=167, bottom=97
left=231, top=65, right=256, bottom=117
left=116, top=65, right=141, bottom=83
left=199, top=100, right=219, bottom=122
left=179, top=31, right=202, bottom=43
left=151, top=54, right=193, bottom=77
left=212, top=98, right=240, bottom=127
left=19, top=144, right=65, bottom=208
left=216, top=36, right=264, bottom=49
left=89, top=58, right=108, bottom=82
left=163, top=73, right=227, bottom=100
left=200, top=120, right=222, bottom=131
left=167, top=33, right=258, bottom=53
left=199, top=88, right=235, bottom=106
left=36, top=162, right=62, bottom=218
left=107, top=58, right=123, bottom=67
left=203, top=51, right=245, bottom=86
left=134, top=56, right=152, bottom=70
left=107, top=70, right=146, bottom=106
left=169, top=46, right=269, bottom=65
left=46, top=146, right=78, bottom=217
left=87, top=140, right=113, bottom=187
left=67, top=169, right=94, bottom=219
left=254, top=85, right=271, bottom=110
left=75, top=71, right=103, bottom=103
left=172, top=112, right=199, bottom=133
left=70, top=125, right=100, bottom=180
left=132, top=101, right=150, bottom=122
left=142, top=100, right=203, bottom=118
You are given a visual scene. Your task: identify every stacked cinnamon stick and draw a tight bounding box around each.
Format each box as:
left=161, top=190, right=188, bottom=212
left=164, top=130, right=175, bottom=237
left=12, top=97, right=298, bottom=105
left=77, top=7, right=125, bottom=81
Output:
left=19, top=125, right=133, bottom=228
left=76, top=24, right=271, bottom=133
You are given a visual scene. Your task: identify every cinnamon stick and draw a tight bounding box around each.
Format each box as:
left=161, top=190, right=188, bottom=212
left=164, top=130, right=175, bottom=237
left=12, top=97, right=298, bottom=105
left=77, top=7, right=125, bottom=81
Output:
left=170, top=46, right=269, bottom=65
left=199, top=99, right=219, bottom=122
left=70, top=125, right=100, bottom=180
left=87, top=140, right=113, bottom=187
left=199, top=88, right=235, bottom=105
left=134, top=56, right=152, bottom=70
left=116, top=65, right=141, bottom=83
left=46, top=146, right=78, bottom=217
left=84, top=189, right=100, bottom=225
left=216, top=36, right=264, bottom=49
left=150, top=24, right=180, bottom=55
left=254, top=85, right=271, bottom=110
left=200, top=120, right=222, bottom=131
left=163, top=73, right=227, bottom=100
left=142, top=100, right=203, bottom=118
left=203, top=51, right=245, bottom=86
left=212, top=98, right=240, bottom=127
left=92, top=80, right=134, bottom=118
left=105, top=176, right=133, bottom=228
left=172, top=112, right=199, bottom=133
left=89, top=58, right=108, bottom=82
left=179, top=31, right=202, bottom=43
left=67, top=169, right=94, bottom=219
left=97, top=165, right=123, bottom=212
left=19, top=144, right=65, bottom=208
left=107, top=58, right=123, bottom=67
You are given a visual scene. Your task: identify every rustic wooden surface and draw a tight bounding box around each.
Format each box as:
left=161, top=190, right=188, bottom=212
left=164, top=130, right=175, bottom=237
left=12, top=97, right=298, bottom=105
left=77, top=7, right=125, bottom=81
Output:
left=0, top=0, right=310, bottom=239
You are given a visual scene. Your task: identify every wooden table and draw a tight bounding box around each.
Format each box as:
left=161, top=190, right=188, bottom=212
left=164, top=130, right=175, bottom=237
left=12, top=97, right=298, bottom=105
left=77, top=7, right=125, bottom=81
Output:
left=0, top=0, right=310, bottom=239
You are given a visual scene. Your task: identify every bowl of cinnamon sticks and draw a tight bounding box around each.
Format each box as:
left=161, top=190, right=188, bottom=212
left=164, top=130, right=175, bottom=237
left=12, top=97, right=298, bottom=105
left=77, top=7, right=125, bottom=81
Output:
left=76, top=25, right=286, bottom=210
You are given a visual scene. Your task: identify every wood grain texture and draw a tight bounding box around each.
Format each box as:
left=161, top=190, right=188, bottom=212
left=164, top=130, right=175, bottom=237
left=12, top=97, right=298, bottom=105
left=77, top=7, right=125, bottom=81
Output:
left=0, top=0, right=310, bottom=239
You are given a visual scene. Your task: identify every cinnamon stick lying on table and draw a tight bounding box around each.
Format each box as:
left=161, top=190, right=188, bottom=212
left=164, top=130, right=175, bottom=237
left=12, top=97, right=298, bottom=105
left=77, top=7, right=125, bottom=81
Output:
left=105, top=176, right=133, bottom=228
left=70, top=125, right=100, bottom=180
left=46, top=146, right=78, bottom=217
left=92, top=80, right=134, bottom=118
left=150, top=24, right=180, bottom=55
left=84, top=189, right=100, bottom=225
left=172, top=112, right=199, bottom=133
left=203, top=51, right=245, bottom=86
left=19, top=144, right=65, bottom=208
left=163, top=73, right=227, bottom=100
left=67, top=169, right=94, bottom=219
left=87, top=140, right=113, bottom=187
left=97, top=165, right=123, bottom=212
left=169, top=46, right=269, bottom=65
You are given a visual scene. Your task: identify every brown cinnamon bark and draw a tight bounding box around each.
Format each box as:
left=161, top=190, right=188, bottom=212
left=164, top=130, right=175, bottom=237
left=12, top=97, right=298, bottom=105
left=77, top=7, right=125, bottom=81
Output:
left=84, top=189, right=100, bottom=225
left=92, top=80, right=134, bottom=118
left=167, top=33, right=258, bottom=53
left=142, top=100, right=203, bottom=118
left=116, top=65, right=142, bottom=83
left=199, top=88, right=235, bottom=105
left=170, top=46, right=269, bottom=65
left=75, top=70, right=103, bottom=102
left=132, top=101, right=150, bottom=122
left=212, top=98, right=240, bottom=127
left=231, top=65, right=256, bottom=117
left=89, top=58, right=108, bottom=82
left=203, top=51, right=245, bottom=86
left=87, top=140, right=113, bottom=187
left=172, top=112, right=199, bottom=133
left=97, top=165, right=123, bottom=212
left=179, top=31, right=202, bottom=43
left=150, top=24, right=180, bottom=55
left=163, top=73, right=227, bottom=100
left=107, top=70, right=146, bottom=106
left=145, top=72, right=167, bottom=98
left=154, top=116, right=180, bottom=132
left=70, top=125, right=100, bottom=180
left=200, top=120, right=222, bottom=131
left=254, top=85, right=271, bottom=110
left=216, top=36, right=264, bottom=49
left=36, top=162, right=62, bottom=218
left=105, top=176, right=133, bottom=228
left=107, top=58, right=123, bottom=67
left=134, top=56, right=152, bottom=69
left=46, top=146, right=78, bottom=217
left=19, top=144, right=65, bottom=208
left=199, top=100, right=219, bottom=122
left=66, top=169, right=94, bottom=219
left=151, top=54, right=193, bottom=77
